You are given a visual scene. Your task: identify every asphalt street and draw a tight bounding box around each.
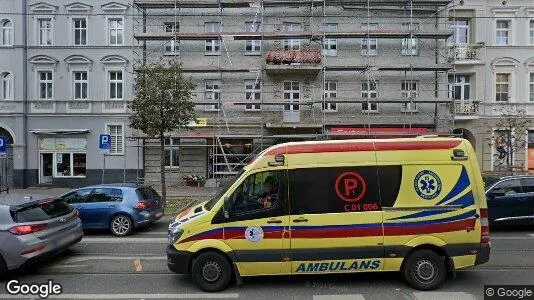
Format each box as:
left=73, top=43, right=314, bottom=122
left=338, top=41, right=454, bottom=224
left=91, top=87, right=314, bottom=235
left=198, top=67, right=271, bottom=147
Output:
left=1, top=220, right=533, bottom=300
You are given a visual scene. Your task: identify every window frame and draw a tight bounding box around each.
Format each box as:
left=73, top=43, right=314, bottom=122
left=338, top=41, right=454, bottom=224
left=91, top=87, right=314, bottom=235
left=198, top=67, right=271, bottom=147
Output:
left=107, top=17, right=124, bottom=46
left=2, top=72, right=13, bottom=100
left=447, top=19, right=469, bottom=45
left=204, top=79, right=221, bottom=111
left=283, top=22, right=301, bottom=51
left=322, top=23, right=338, bottom=56
left=244, top=22, right=261, bottom=55
left=72, top=17, right=88, bottom=46
left=283, top=81, right=300, bottom=111
left=448, top=74, right=471, bottom=100
left=37, top=70, right=54, bottom=100
left=530, top=20, right=534, bottom=46
left=323, top=81, right=337, bottom=112
left=530, top=72, right=534, bottom=102
left=401, top=22, right=419, bottom=56
left=164, top=22, right=179, bottom=54
left=107, top=70, right=124, bottom=100
left=164, top=138, right=180, bottom=168
left=72, top=70, right=89, bottom=100
left=361, top=23, right=378, bottom=56
left=54, top=152, right=86, bottom=178
left=106, top=123, right=125, bottom=155
left=401, top=80, right=419, bottom=112
left=1, top=19, right=14, bottom=46
left=37, top=17, right=53, bottom=46
left=495, top=19, right=511, bottom=46
left=361, top=81, right=378, bottom=113
left=245, top=79, right=261, bottom=111
left=204, top=22, right=221, bottom=55
left=495, top=72, right=510, bottom=102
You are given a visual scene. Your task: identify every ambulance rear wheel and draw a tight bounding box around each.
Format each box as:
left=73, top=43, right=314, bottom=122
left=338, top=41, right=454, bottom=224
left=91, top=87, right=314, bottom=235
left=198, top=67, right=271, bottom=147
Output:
left=192, top=252, right=232, bottom=292
left=403, top=249, right=446, bottom=290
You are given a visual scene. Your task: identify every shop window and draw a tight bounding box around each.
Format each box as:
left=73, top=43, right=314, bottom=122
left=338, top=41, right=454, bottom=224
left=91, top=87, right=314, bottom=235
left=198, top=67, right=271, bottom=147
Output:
left=55, top=153, right=86, bottom=177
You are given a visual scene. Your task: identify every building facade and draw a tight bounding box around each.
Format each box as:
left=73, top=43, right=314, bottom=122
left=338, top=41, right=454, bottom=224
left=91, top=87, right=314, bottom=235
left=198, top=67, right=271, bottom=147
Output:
left=134, top=0, right=456, bottom=182
left=448, top=0, right=534, bottom=172
left=0, top=0, right=139, bottom=188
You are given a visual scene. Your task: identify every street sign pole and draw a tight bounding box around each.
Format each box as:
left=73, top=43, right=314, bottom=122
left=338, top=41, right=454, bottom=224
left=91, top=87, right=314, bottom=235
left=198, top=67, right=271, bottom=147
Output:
left=99, top=134, right=111, bottom=184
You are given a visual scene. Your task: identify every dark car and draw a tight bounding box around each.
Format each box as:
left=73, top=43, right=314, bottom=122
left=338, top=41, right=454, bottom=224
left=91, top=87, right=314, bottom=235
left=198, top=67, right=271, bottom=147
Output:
left=58, top=184, right=164, bottom=236
left=484, top=174, right=534, bottom=226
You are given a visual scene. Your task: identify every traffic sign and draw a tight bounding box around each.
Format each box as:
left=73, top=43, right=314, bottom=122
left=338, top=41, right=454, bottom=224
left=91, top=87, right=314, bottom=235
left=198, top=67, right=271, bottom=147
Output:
left=99, top=134, right=111, bottom=152
left=0, top=137, right=6, bottom=159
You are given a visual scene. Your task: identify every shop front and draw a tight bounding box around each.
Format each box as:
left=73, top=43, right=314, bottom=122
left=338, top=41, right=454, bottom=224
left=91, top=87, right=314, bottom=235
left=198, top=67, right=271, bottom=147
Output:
left=38, top=137, right=87, bottom=184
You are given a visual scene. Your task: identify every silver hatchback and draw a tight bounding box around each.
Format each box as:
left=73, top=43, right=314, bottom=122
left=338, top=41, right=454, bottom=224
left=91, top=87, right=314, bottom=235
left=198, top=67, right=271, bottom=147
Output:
left=0, top=195, right=83, bottom=275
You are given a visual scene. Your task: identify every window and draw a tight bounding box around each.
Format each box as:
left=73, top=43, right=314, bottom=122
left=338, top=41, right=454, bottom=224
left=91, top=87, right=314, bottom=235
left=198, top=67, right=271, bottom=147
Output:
left=225, top=171, right=283, bottom=218
left=164, top=22, right=179, bottom=54
left=530, top=20, right=534, bottom=45
left=38, top=18, right=52, bottom=45
left=283, top=22, right=301, bottom=50
left=2, top=20, right=13, bottom=46
left=108, top=71, right=123, bottom=100
left=448, top=75, right=470, bottom=100
left=205, top=22, right=221, bottom=54
left=38, top=71, right=53, bottom=100
left=164, top=138, right=180, bottom=167
left=323, top=81, right=337, bottom=112
left=61, top=189, right=92, bottom=204
left=2, top=73, right=13, bottom=100
left=288, top=167, right=382, bottom=214
left=245, top=22, right=261, bottom=54
left=283, top=81, right=300, bottom=111
left=204, top=80, right=220, bottom=110
left=73, top=18, right=87, bottom=45
left=361, top=81, right=378, bottom=112
left=448, top=20, right=469, bottom=44
left=323, top=23, right=338, bottom=56
left=402, top=23, right=419, bottom=56
left=56, top=153, right=86, bottom=177
left=90, top=188, right=123, bottom=202
left=530, top=73, right=534, bottom=102
left=245, top=80, right=261, bottom=110
left=492, top=179, right=522, bottom=195
left=108, top=18, right=123, bottom=46
left=13, top=199, right=73, bottom=222
left=495, top=73, right=510, bottom=102
left=107, top=124, right=124, bottom=155
left=496, top=20, right=510, bottom=45
left=73, top=71, right=88, bottom=100
left=401, top=80, right=418, bottom=112
left=361, top=23, right=378, bottom=56
left=521, top=178, right=534, bottom=193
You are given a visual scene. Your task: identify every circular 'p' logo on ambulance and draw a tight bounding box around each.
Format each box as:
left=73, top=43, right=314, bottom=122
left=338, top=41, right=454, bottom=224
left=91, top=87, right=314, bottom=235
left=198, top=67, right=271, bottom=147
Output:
left=414, top=170, right=442, bottom=200
left=335, top=172, right=367, bottom=203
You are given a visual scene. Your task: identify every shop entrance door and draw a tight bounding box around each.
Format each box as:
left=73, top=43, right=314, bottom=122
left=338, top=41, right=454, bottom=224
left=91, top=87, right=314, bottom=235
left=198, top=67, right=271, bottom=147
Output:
left=40, top=153, right=53, bottom=184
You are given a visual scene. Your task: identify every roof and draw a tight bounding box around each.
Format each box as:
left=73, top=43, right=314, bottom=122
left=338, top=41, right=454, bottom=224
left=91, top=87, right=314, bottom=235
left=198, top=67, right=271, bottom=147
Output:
left=0, top=194, right=52, bottom=206
left=83, top=183, right=147, bottom=189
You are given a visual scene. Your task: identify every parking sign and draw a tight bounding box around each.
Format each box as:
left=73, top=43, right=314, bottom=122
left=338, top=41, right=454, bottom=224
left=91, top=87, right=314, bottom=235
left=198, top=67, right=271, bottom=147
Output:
left=0, top=137, right=6, bottom=158
left=99, top=134, right=111, bottom=152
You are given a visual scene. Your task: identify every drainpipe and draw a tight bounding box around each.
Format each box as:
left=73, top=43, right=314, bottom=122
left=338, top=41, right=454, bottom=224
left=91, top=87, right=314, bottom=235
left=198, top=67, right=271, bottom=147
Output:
left=22, top=0, right=28, bottom=188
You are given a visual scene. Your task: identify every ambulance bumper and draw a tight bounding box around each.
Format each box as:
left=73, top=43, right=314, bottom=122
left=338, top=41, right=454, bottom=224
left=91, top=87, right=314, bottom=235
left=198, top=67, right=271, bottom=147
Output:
left=167, top=245, right=192, bottom=274
left=475, top=243, right=490, bottom=265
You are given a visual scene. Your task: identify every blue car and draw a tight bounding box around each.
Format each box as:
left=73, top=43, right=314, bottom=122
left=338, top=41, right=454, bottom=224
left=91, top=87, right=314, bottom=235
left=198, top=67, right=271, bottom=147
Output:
left=59, top=184, right=164, bottom=236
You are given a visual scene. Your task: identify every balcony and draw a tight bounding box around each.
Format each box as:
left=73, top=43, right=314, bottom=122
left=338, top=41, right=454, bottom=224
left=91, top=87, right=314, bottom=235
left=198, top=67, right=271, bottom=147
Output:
left=452, top=100, right=479, bottom=119
left=265, top=50, right=321, bottom=75
left=447, top=44, right=484, bottom=65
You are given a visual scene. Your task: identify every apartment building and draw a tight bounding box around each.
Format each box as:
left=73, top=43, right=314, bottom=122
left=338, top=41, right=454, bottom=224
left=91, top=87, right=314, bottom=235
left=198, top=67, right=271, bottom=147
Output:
left=0, top=0, right=139, bottom=188
left=448, top=0, right=534, bottom=172
left=134, top=0, right=456, bottom=182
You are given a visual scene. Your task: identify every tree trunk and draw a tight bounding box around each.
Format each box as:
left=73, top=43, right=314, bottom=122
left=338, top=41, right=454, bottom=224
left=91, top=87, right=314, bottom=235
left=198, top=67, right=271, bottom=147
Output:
left=160, top=131, right=167, bottom=207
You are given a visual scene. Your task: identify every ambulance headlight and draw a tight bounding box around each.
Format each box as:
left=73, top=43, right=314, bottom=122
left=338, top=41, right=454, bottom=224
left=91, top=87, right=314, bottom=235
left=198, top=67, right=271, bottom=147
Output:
left=168, top=227, right=184, bottom=244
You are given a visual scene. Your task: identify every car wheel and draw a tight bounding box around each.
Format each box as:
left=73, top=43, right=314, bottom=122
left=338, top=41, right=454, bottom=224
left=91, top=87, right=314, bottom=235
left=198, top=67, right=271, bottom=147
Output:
left=110, top=215, right=133, bottom=237
left=403, top=249, right=446, bottom=290
left=191, top=252, right=232, bottom=292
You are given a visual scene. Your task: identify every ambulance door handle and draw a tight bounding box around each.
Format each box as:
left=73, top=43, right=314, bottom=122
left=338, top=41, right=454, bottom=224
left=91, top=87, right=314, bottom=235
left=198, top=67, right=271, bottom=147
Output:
left=267, top=218, right=282, bottom=224
left=292, top=217, right=308, bottom=223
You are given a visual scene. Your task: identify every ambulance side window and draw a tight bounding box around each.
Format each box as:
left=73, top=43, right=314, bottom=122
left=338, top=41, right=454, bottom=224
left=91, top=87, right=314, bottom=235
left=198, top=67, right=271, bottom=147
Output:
left=224, top=170, right=285, bottom=221
left=377, top=165, right=402, bottom=207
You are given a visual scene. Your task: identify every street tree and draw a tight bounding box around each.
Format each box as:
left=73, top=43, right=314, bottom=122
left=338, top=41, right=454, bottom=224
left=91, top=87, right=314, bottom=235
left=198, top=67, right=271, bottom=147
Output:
left=129, top=62, right=196, bottom=206
left=487, top=105, right=532, bottom=172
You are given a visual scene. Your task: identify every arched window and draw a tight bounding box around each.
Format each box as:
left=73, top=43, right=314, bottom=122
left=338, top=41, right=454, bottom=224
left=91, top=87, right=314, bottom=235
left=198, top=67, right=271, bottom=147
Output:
left=2, top=20, right=13, bottom=46
left=2, top=73, right=13, bottom=100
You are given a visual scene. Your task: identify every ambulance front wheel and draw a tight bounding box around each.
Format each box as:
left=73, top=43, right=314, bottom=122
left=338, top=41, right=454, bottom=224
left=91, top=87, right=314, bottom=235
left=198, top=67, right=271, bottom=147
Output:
left=191, top=251, right=233, bottom=292
left=403, top=249, right=446, bottom=290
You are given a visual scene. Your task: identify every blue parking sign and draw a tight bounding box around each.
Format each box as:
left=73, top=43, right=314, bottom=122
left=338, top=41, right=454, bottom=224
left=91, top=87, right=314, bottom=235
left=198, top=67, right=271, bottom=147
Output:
left=99, top=134, right=111, bottom=151
left=0, top=136, right=6, bottom=154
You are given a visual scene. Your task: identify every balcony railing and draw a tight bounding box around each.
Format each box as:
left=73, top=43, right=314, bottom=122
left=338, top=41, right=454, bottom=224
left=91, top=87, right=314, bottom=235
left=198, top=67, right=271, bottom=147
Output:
left=266, top=50, right=321, bottom=65
left=448, top=44, right=481, bottom=62
left=453, top=100, right=479, bottom=116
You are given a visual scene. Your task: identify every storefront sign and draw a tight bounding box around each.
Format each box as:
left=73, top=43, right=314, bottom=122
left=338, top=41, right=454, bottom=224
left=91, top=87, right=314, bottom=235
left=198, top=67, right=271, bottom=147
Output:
left=38, top=138, right=87, bottom=152
left=188, top=118, right=208, bottom=127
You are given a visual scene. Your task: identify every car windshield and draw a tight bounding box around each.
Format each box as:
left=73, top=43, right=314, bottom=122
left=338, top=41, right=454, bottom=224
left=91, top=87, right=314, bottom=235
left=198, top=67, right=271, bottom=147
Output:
left=204, top=170, right=245, bottom=211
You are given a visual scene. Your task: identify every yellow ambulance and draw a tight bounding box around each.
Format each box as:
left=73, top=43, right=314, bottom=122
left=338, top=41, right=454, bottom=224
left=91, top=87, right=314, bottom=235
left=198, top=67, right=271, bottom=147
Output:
left=167, top=137, right=490, bottom=292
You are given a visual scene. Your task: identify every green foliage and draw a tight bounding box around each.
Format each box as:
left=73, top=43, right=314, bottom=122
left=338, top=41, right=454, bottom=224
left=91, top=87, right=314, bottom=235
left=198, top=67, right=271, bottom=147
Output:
left=129, top=62, right=196, bottom=137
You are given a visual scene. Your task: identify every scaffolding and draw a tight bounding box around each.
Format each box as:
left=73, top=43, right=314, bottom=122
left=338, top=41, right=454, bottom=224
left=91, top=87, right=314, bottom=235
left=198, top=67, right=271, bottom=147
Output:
left=132, top=0, right=458, bottom=183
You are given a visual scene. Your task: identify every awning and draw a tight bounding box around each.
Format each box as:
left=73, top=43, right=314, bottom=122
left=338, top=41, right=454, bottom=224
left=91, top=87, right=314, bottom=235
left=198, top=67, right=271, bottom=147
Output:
left=29, top=129, right=91, bottom=135
left=329, top=127, right=429, bottom=136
